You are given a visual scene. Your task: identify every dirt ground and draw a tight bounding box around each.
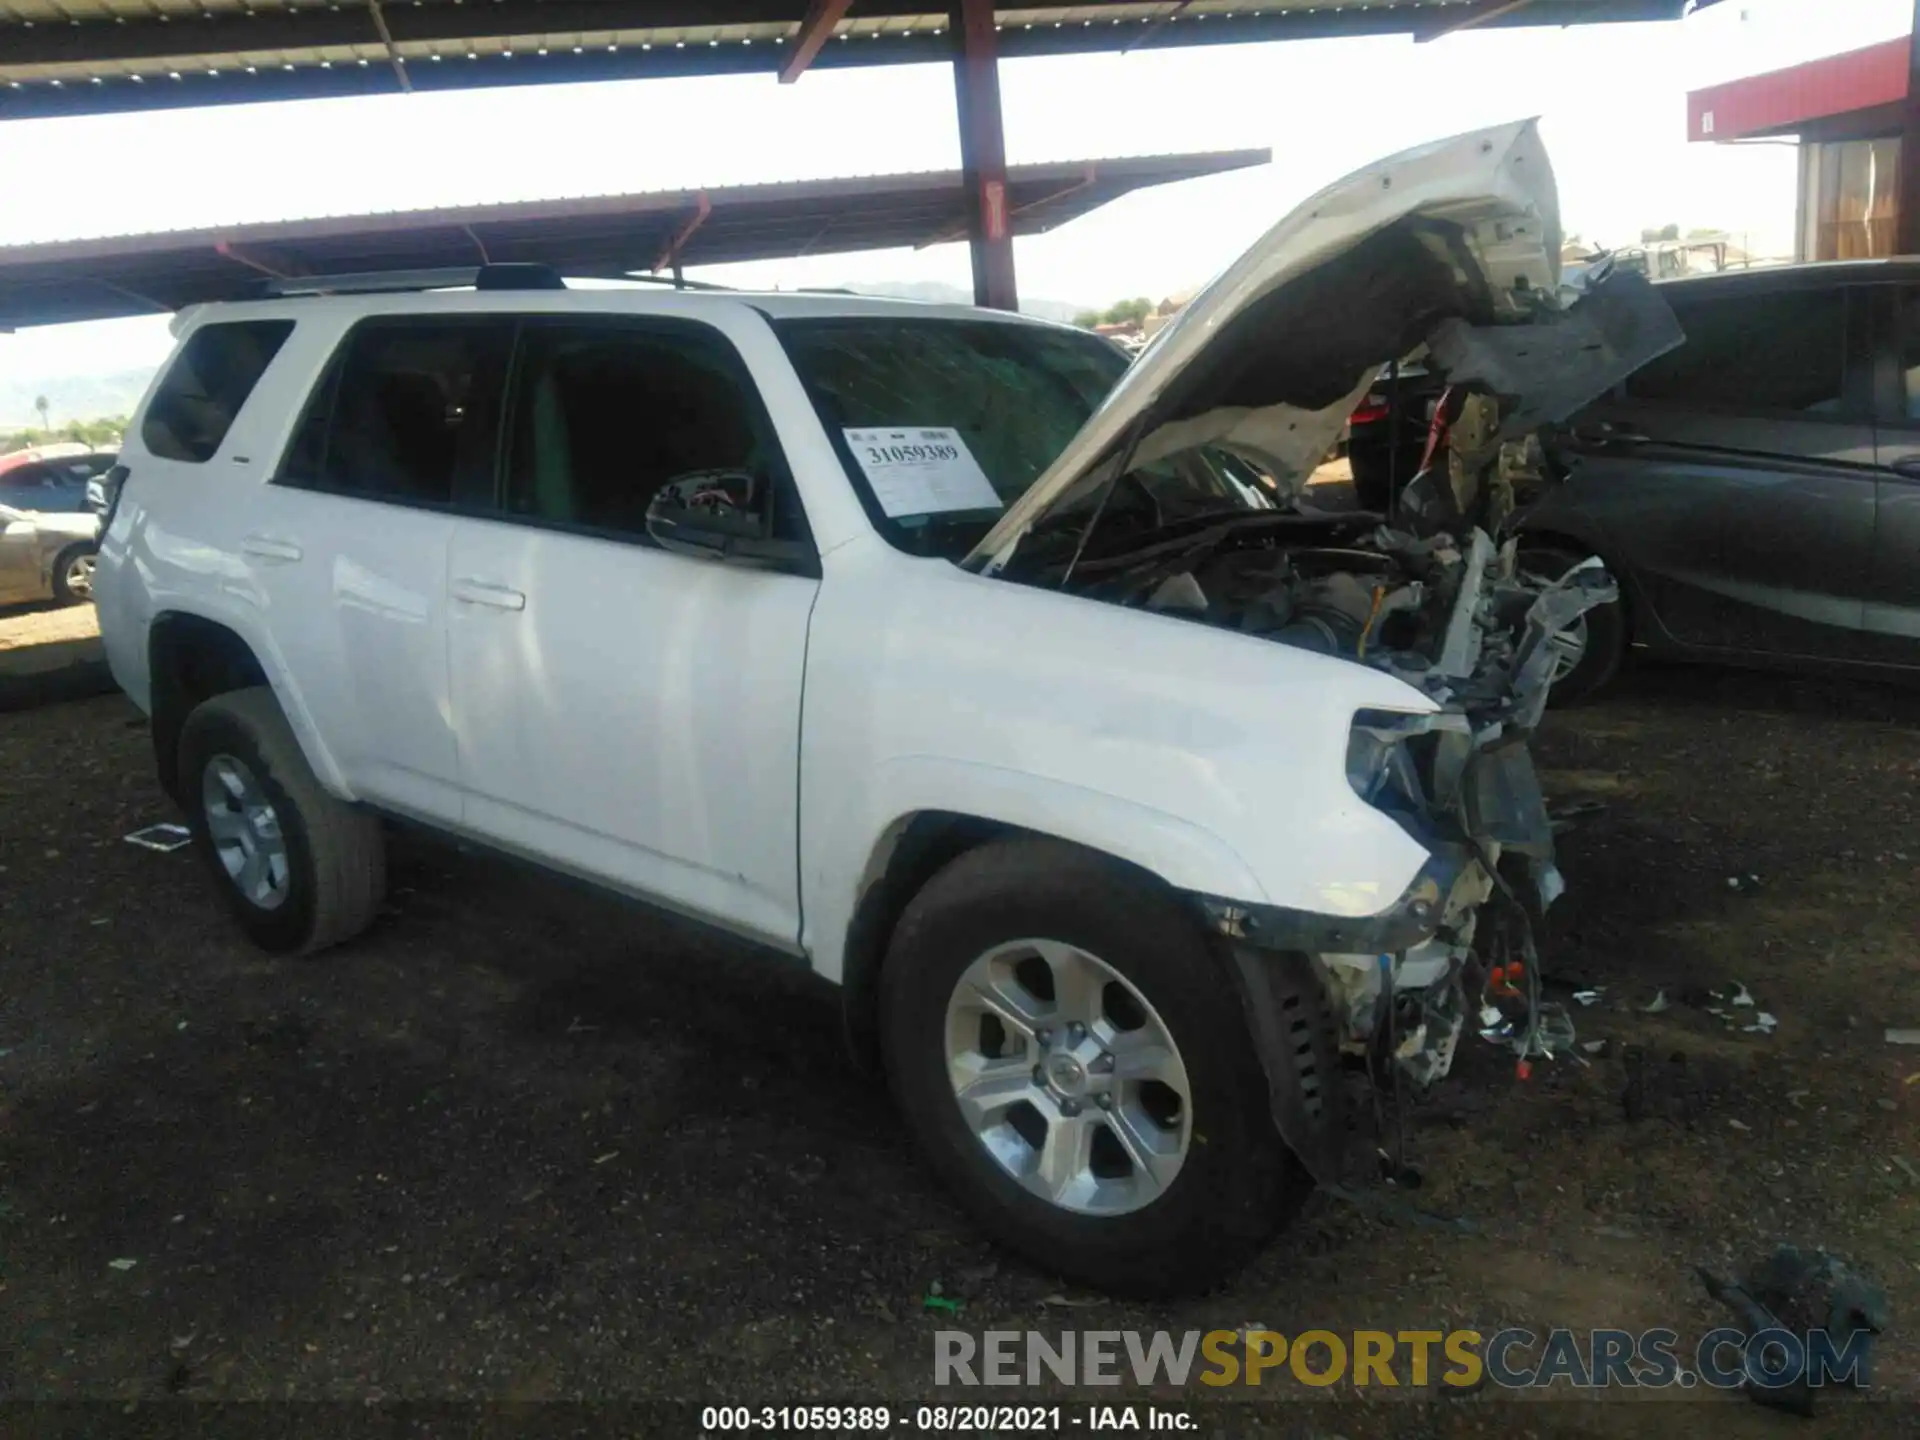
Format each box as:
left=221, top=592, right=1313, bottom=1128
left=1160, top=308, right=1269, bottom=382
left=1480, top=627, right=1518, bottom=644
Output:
left=0, top=600, right=98, bottom=653
left=3, top=656, right=1919, bottom=1437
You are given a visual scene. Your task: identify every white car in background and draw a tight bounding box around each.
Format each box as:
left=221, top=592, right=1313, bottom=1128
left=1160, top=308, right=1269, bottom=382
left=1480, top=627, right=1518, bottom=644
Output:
left=92, top=120, right=1674, bottom=1293
left=0, top=501, right=100, bottom=606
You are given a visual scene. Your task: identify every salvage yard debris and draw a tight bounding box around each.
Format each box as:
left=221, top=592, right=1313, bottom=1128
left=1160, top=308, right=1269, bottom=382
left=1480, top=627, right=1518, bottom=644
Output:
left=1696, top=1246, right=1888, bottom=1416
left=123, top=822, right=191, bottom=853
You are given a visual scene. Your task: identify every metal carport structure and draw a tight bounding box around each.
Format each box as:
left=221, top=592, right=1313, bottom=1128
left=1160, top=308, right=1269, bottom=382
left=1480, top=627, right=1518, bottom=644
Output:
left=0, top=1, right=1714, bottom=309
left=0, top=149, right=1268, bottom=328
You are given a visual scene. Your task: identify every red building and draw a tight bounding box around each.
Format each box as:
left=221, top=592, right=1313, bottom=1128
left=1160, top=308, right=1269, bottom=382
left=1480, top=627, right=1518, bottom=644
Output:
left=1688, top=36, right=1908, bottom=260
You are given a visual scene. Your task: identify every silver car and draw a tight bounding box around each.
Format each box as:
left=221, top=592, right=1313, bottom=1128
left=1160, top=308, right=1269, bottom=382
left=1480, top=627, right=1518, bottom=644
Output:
left=0, top=502, right=100, bottom=605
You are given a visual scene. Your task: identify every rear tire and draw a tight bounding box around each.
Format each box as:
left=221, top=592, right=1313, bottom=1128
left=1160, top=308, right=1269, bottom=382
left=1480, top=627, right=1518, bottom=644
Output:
left=50, top=544, right=96, bottom=605
left=879, top=837, right=1307, bottom=1297
left=177, top=686, right=385, bottom=955
left=1518, top=543, right=1626, bottom=706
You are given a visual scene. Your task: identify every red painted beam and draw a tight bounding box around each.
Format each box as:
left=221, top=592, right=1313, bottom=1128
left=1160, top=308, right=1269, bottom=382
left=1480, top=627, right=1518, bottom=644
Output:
left=1687, top=37, right=1908, bottom=143
left=1415, top=0, right=1537, bottom=43
left=950, top=0, right=1017, bottom=310
left=916, top=166, right=1097, bottom=248
left=780, top=0, right=855, bottom=84
left=215, top=240, right=299, bottom=279
left=654, top=192, right=712, bottom=271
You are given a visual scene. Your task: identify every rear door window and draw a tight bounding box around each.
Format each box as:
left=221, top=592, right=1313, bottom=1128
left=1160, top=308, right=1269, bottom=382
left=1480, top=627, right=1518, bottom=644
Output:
left=142, top=320, right=294, bottom=462
left=281, top=320, right=511, bottom=507
left=1622, top=289, right=1854, bottom=416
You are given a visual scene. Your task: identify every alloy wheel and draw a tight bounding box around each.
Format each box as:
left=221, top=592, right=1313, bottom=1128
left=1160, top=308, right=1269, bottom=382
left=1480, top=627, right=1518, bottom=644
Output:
left=202, top=754, right=291, bottom=910
left=1521, top=562, right=1593, bottom=683
left=943, top=938, right=1191, bottom=1216
left=64, top=552, right=96, bottom=599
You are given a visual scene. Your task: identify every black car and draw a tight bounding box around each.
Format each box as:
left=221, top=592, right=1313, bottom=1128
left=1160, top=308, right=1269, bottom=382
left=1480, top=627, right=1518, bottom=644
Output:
left=1352, top=260, right=1920, bottom=702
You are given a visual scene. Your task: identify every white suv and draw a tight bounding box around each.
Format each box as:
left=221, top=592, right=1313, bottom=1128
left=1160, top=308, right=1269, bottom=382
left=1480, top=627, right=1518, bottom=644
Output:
left=94, top=121, right=1671, bottom=1294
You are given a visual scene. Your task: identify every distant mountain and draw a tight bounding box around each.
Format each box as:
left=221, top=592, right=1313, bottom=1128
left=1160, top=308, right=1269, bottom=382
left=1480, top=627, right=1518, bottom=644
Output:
left=0, top=368, right=155, bottom=428
left=832, top=279, right=1093, bottom=326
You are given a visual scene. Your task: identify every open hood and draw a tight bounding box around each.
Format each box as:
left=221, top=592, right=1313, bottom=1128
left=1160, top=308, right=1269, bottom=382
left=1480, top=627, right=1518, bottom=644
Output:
left=968, top=119, right=1571, bottom=573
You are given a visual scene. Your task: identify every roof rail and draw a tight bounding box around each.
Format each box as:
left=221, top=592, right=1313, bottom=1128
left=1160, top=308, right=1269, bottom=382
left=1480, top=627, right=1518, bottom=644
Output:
left=259, top=263, right=566, bottom=297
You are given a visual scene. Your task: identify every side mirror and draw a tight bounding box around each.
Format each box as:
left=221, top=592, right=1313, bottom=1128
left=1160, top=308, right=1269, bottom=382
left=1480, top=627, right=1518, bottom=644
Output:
left=645, top=470, right=809, bottom=567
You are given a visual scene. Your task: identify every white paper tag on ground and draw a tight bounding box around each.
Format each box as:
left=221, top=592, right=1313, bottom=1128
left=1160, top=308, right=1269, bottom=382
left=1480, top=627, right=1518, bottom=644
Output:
left=842, top=427, right=1002, bottom=518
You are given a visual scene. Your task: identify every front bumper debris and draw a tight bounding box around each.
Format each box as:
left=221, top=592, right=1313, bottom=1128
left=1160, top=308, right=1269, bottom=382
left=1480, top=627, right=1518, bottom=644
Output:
left=1193, top=839, right=1476, bottom=956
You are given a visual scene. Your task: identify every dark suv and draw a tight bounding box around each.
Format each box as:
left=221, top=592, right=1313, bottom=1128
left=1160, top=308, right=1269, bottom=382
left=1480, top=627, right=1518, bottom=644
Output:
left=1356, top=261, right=1920, bottom=701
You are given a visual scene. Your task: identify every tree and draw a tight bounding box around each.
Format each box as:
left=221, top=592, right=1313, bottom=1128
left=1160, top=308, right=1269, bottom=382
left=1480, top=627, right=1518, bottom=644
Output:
left=1102, top=297, right=1153, bottom=328
left=33, top=395, right=49, bottom=432
left=1072, top=310, right=1102, bottom=329
left=1638, top=223, right=1680, bottom=244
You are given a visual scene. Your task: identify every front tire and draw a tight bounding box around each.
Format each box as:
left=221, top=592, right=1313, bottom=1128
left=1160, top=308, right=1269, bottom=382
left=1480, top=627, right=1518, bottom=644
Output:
left=177, top=687, right=385, bottom=955
left=879, top=838, right=1306, bottom=1296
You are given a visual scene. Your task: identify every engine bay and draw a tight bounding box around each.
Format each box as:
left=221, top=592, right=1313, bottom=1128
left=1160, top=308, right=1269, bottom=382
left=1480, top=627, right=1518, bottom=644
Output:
left=1039, top=387, right=1628, bottom=1182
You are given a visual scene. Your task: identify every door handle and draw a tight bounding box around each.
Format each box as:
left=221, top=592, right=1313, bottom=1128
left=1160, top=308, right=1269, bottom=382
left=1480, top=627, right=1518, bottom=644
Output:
left=451, top=577, right=527, bottom=612
left=240, top=534, right=303, bottom=564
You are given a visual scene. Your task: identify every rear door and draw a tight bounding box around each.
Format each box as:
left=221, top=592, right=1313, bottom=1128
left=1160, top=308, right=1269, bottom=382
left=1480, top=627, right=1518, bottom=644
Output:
left=258, top=317, right=512, bottom=822
left=1566, top=280, right=1878, bottom=658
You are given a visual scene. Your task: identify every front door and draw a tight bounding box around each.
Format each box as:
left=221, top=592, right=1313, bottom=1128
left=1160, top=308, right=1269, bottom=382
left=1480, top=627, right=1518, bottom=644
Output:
left=0, top=506, right=43, bottom=603
left=1572, top=281, right=1878, bottom=659
left=446, top=315, right=818, bottom=949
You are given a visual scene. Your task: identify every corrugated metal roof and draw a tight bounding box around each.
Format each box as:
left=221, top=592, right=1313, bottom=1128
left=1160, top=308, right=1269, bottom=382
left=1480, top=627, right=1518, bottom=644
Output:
left=0, top=148, right=1268, bottom=328
left=0, top=1, right=1706, bottom=118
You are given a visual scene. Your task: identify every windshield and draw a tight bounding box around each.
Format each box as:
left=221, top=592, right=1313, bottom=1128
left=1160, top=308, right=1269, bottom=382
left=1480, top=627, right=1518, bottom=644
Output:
left=775, top=316, right=1278, bottom=559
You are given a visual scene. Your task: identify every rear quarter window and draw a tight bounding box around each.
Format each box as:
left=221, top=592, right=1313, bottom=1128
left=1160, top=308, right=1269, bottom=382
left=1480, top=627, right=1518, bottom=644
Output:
left=141, top=320, right=295, bottom=463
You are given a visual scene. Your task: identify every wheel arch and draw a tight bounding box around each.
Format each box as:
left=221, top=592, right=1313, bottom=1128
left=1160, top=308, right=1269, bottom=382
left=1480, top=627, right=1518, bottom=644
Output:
left=836, top=811, right=1202, bottom=1071
left=47, top=537, right=98, bottom=590
left=1516, top=527, right=1636, bottom=646
left=144, top=609, right=355, bottom=806
left=148, top=612, right=271, bottom=802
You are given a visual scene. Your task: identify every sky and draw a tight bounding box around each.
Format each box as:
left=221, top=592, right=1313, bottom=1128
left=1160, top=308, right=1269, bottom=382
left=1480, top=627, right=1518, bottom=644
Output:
left=0, top=0, right=1909, bottom=412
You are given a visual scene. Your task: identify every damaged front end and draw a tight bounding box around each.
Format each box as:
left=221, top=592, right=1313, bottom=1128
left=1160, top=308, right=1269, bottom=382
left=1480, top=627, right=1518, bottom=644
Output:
left=1185, top=492, right=1630, bottom=1183
left=965, top=119, right=1683, bottom=1185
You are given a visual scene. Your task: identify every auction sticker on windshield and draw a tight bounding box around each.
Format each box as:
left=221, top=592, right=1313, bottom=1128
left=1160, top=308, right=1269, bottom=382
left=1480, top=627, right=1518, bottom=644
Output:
left=844, top=427, right=1002, bottom=518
